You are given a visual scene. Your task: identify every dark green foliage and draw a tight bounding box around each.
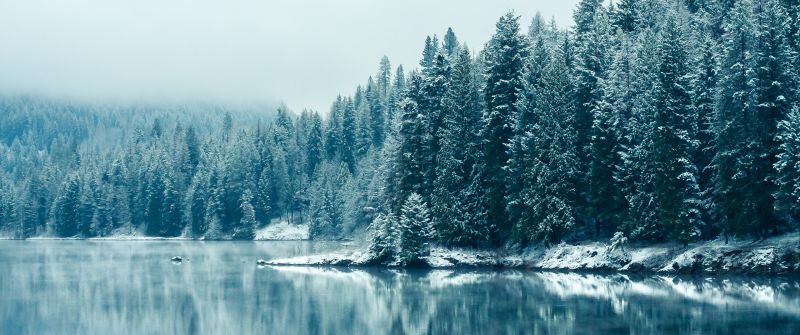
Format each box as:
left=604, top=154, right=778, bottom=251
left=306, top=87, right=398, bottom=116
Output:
left=308, top=163, right=348, bottom=239
left=482, top=12, right=529, bottom=243
left=432, top=47, right=491, bottom=246
left=652, top=17, right=702, bottom=245
left=3, top=1, right=800, bottom=249
left=397, top=193, right=435, bottom=265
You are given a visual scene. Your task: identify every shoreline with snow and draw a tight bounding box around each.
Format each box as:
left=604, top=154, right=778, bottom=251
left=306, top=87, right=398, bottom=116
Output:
left=254, top=222, right=310, bottom=241
left=266, top=233, right=800, bottom=275
left=0, top=221, right=312, bottom=241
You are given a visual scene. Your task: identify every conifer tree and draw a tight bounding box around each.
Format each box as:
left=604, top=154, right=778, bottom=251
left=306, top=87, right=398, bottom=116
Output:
left=234, top=189, right=256, bottom=240
left=652, top=17, right=702, bottom=245
left=691, top=33, right=719, bottom=237
left=443, top=28, right=459, bottom=57
left=340, top=98, right=357, bottom=172
left=306, top=112, right=324, bottom=176
left=614, top=0, right=641, bottom=33
left=750, top=0, right=795, bottom=236
left=581, top=9, right=617, bottom=237
left=575, top=7, right=612, bottom=229
left=619, top=29, right=661, bottom=240
left=367, top=213, right=399, bottom=263
left=53, top=175, right=81, bottom=237
left=161, top=177, right=183, bottom=237
left=482, top=12, right=529, bottom=242
left=377, top=56, right=392, bottom=97
left=775, top=106, right=800, bottom=221
left=516, top=46, right=579, bottom=245
left=507, top=33, right=550, bottom=229
left=432, top=47, right=491, bottom=246
left=397, top=193, right=435, bottom=265
left=394, top=95, right=431, bottom=212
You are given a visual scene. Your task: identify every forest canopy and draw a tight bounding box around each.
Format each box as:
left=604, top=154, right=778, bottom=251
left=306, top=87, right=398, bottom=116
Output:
left=1, top=0, right=800, bottom=252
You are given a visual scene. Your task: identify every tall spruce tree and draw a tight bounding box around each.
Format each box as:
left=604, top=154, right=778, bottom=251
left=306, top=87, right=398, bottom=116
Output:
left=775, top=106, right=800, bottom=221
left=713, top=0, right=758, bottom=239
left=432, top=47, right=491, bottom=246
left=751, top=0, right=795, bottom=236
left=393, top=94, right=431, bottom=213
left=515, top=45, right=579, bottom=245
left=482, top=12, right=529, bottom=243
left=652, top=17, right=703, bottom=245
left=583, top=9, right=618, bottom=237
left=691, top=33, right=719, bottom=237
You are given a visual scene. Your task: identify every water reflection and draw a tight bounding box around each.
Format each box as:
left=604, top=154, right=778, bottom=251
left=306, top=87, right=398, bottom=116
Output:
left=1, top=241, right=799, bottom=334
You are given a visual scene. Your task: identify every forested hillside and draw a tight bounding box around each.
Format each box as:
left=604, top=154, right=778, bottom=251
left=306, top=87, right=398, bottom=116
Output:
left=1, top=0, right=800, bottom=254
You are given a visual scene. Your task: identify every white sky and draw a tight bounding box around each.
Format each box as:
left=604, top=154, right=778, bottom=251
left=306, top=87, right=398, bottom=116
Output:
left=0, top=0, right=579, bottom=113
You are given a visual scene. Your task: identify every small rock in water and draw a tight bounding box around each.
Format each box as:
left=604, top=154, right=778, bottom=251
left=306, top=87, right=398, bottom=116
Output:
left=256, top=259, right=268, bottom=267
left=171, top=256, right=182, bottom=263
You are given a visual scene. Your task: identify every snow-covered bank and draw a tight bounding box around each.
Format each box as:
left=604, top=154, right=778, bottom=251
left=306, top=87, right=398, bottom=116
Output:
left=255, top=222, right=309, bottom=241
left=19, top=236, right=193, bottom=241
left=266, top=233, right=800, bottom=275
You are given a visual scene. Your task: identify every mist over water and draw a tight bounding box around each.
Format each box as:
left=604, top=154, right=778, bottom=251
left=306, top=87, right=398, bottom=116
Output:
left=1, top=241, right=799, bottom=335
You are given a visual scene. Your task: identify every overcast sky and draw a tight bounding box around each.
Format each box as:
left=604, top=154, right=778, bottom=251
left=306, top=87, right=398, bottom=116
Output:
left=0, top=0, right=579, bottom=112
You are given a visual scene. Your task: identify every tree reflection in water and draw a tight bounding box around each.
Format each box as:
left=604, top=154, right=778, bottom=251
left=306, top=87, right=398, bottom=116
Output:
left=1, top=241, right=798, bottom=334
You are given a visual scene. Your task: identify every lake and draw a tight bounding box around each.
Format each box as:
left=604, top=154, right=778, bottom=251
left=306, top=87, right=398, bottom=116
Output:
left=1, top=240, right=799, bottom=334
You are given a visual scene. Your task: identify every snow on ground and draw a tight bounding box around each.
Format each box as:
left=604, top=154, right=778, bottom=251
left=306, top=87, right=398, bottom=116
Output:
left=265, top=232, right=800, bottom=274
left=267, top=250, right=361, bottom=266
left=89, top=235, right=190, bottom=241
left=528, top=242, right=630, bottom=271
left=255, top=221, right=309, bottom=241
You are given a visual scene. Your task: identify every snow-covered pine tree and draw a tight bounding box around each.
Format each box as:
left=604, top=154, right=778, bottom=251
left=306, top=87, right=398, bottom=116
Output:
left=482, top=11, right=529, bottom=243
left=583, top=8, right=620, bottom=238
left=397, top=193, right=435, bottom=265
left=614, top=0, right=641, bottom=33
left=366, top=76, right=386, bottom=149
left=393, top=89, right=431, bottom=213
left=160, top=176, right=183, bottom=237
left=377, top=56, right=392, bottom=98
left=53, top=174, right=81, bottom=237
left=355, top=96, right=373, bottom=158
left=443, top=28, right=458, bottom=57
left=652, top=16, right=702, bottom=246
left=714, top=0, right=792, bottom=239
left=144, top=169, right=166, bottom=236
left=713, top=0, right=758, bottom=239
left=516, top=43, right=579, bottom=246
left=601, top=32, right=637, bottom=229
left=234, top=189, right=256, bottom=240
left=574, top=5, right=610, bottom=230
left=574, top=0, right=605, bottom=35
left=366, top=212, right=399, bottom=264
left=187, top=168, right=209, bottom=237
left=507, top=31, right=550, bottom=231
left=0, top=175, right=18, bottom=236
left=305, top=112, right=324, bottom=177
left=324, top=97, right=343, bottom=161
left=528, top=12, right=546, bottom=39
left=308, top=163, right=348, bottom=239
left=775, top=106, right=800, bottom=221
left=618, top=28, right=661, bottom=240
left=432, top=47, right=491, bottom=246
left=690, top=31, right=719, bottom=238
left=419, top=51, right=451, bottom=193
left=750, top=0, right=795, bottom=236
left=340, top=98, right=357, bottom=173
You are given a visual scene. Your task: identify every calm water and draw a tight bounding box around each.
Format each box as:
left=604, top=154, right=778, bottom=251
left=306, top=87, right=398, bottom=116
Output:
left=1, top=241, right=800, bottom=335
